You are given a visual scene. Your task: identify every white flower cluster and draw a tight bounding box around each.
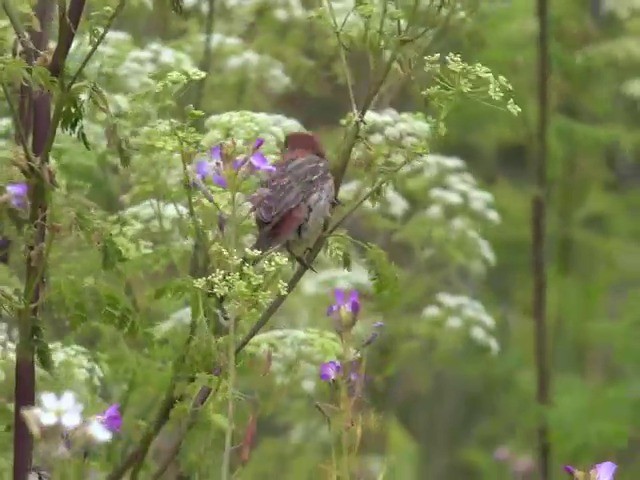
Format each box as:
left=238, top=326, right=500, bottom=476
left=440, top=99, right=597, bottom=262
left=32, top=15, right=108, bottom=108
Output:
left=422, top=292, right=499, bottom=355
left=621, top=77, right=640, bottom=100
left=121, top=200, right=190, bottom=243
left=224, top=50, right=292, bottom=93
left=339, top=180, right=410, bottom=220
left=70, top=32, right=197, bottom=91
left=356, top=108, right=432, bottom=159
left=245, top=328, right=344, bottom=392
left=339, top=152, right=499, bottom=268
left=119, top=42, right=197, bottom=90
left=183, top=0, right=305, bottom=20
left=203, top=111, right=305, bottom=155
left=49, top=342, right=105, bottom=390
left=182, top=32, right=292, bottom=94
left=1, top=330, right=104, bottom=390
left=326, top=0, right=408, bottom=41
left=300, top=265, right=372, bottom=296
left=417, top=154, right=500, bottom=267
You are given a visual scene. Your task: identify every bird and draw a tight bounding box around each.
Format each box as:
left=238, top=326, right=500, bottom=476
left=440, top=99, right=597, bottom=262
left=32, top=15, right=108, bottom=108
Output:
left=249, top=132, right=336, bottom=271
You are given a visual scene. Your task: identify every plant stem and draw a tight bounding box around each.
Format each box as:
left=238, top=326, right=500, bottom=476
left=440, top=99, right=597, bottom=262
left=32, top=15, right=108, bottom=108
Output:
left=533, top=0, right=551, bottom=477
left=10, top=1, right=55, bottom=478
left=221, top=316, right=235, bottom=480
left=221, top=178, right=239, bottom=480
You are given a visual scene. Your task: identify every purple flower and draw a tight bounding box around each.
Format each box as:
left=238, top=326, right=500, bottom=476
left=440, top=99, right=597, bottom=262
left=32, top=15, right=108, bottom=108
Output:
left=5, top=182, right=28, bottom=208
left=97, top=404, right=122, bottom=433
left=194, top=146, right=227, bottom=188
left=248, top=150, right=276, bottom=172
left=592, top=462, right=617, bottom=480
left=233, top=138, right=275, bottom=173
left=327, top=288, right=361, bottom=333
left=564, top=462, right=617, bottom=480
left=319, top=360, right=341, bottom=382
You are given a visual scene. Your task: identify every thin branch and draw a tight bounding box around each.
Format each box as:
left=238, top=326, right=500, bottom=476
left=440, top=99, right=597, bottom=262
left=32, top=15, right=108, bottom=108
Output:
left=324, top=0, right=357, bottom=114
left=49, top=0, right=86, bottom=78
left=67, top=0, right=126, bottom=88
left=533, top=0, right=551, bottom=477
left=1, top=0, right=39, bottom=56
left=191, top=0, right=216, bottom=114
left=1, top=82, right=35, bottom=170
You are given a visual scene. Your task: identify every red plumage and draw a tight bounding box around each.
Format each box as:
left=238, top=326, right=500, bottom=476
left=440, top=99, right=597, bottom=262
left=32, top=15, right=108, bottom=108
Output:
left=250, top=132, right=335, bottom=256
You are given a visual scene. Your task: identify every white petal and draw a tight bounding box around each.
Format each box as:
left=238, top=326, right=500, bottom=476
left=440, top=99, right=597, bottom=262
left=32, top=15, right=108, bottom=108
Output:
left=40, top=392, right=59, bottom=411
left=58, top=391, right=79, bottom=411
left=38, top=411, right=58, bottom=427
left=60, top=411, right=82, bottom=429
left=87, top=419, right=112, bottom=443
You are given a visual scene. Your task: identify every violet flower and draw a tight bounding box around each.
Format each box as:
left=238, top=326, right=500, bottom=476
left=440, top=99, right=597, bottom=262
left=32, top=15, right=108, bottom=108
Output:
left=98, top=404, right=122, bottom=433
left=234, top=138, right=275, bottom=173
left=194, top=145, right=227, bottom=188
left=319, top=360, right=342, bottom=382
left=564, top=461, right=617, bottom=480
left=327, top=288, right=361, bottom=333
left=5, top=182, right=28, bottom=208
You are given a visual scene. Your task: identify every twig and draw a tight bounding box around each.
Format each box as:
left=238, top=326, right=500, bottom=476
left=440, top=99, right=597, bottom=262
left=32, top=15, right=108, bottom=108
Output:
left=1, top=82, right=35, bottom=170
left=324, top=0, right=357, bottom=114
left=49, top=0, right=87, bottom=78
left=533, top=0, right=551, bottom=477
left=191, top=0, right=215, bottom=115
left=67, top=0, right=126, bottom=89
left=1, top=0, right=39, bottom=56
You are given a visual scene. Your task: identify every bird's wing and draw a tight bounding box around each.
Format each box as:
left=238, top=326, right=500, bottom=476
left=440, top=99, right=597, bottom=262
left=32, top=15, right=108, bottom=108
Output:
left=253, top=152, right=327, bottom=227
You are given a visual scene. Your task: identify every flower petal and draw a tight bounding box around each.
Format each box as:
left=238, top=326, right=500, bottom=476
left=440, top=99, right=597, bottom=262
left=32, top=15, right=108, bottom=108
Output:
left=6, top=183, right=27, bottom=197
left=59, top=391, right=80, bottom=412
left=194, top=160, right=212, bottom=179
left=253, top=138, right=265, bottom=150
left=333, top=288, right=345, bottom=305
left=60, top=411, right=82, bottom=429
left=212, top=173, right=228, bottom=188
left=348, top=290, right=360, bottom=314
left=232, top=159, right=243, bottom=171
left=250, top=152, right=276, bottom=172
left=593, top=462, right=617, bottom=480
left=87, top=419, right=113, bottom=443
left=38, top=411, right=58, bottom=427
left=319, top=360, right=341, bottom=382
left=210, top=145, right=222, bottom=162
left=40, top=392, right=59, bottom=411
left=100, top=404, right=122, bottom=432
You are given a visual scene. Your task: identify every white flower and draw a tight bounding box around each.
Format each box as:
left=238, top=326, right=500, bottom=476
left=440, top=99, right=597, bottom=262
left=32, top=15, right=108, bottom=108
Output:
left=37, top=391, right=83, bottom=429
left=422, top=304, right=442, bottom=318
left=445, top=316, right=463, bottom=329
left=86, top=418, right=113, bottom=443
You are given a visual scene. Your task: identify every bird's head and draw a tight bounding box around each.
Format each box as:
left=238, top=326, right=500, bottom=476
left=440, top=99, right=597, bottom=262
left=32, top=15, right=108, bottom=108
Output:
left=284, top=132, right=326, bottom=159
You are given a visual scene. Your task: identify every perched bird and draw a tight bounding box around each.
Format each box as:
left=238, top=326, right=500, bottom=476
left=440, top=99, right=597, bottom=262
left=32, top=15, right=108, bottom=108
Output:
left=250, top=132, right=336, bottom=270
